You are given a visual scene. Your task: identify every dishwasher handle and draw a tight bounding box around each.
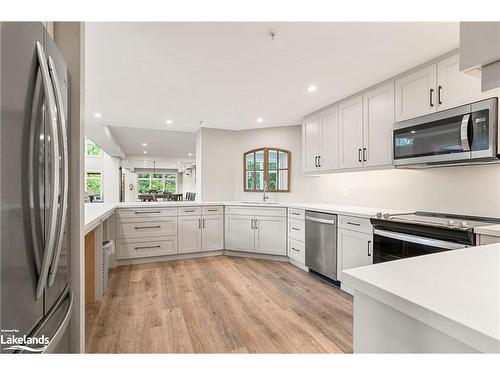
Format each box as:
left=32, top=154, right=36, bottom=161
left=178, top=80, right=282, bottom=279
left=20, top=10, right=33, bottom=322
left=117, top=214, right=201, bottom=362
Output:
left=305, top=216, right=336, bottom=225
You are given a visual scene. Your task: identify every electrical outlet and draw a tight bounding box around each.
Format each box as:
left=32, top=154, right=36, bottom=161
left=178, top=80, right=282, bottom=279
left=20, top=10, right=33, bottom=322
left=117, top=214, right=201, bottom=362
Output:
left=342, top=188, right=348, bottom=198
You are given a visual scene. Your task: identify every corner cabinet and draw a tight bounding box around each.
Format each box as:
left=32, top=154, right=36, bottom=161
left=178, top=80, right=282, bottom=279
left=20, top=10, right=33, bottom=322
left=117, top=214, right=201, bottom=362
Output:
left=178, top=206, right=224, bottom=254
left=224, top=206, right=287, bottom=256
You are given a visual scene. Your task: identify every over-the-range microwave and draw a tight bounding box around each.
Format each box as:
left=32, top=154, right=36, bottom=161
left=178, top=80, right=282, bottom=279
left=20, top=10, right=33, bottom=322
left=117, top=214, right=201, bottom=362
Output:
left=393, top=97, right=498, bottom=167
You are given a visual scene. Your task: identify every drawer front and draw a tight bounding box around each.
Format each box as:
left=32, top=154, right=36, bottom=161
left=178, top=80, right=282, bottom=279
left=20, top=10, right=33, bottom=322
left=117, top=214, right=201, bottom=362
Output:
left=116, top=236, right=178, bottom=260
left=202, top=206, right=224, bottom=215
left=288, top=208, right=305, bottom=220
left=178, top=206, right=202, bottom=216
left=288, top=238, right=305, bottom=263
left=117, top=219, right=177, bottom=239
left=117, top=207, right=178, bottom=220
left=338, top=215, right=372, bottom=234
left=225, top=206, right=286, bottom=217
left=288, top=218, right=305, bottom=241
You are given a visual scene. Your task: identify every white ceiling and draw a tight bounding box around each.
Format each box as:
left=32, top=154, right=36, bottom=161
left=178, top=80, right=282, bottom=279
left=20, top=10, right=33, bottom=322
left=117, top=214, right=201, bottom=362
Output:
left=85, top=22, right=459, bottom=157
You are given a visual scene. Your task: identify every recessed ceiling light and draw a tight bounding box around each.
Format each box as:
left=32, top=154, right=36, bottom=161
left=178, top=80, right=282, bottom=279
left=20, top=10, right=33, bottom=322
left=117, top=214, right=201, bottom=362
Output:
left=143, top=151, right=147, bottom=154
left=188, top=152, right=192, bottom=156
left=166, top=120, right=173, bottom=125
left=94, top=113, right=102, bottom=118
left=307, top=85, right=317, bottom=92
left=257, top=118, right=263, bottom=123
left=142, top=143, right=147, bottom=146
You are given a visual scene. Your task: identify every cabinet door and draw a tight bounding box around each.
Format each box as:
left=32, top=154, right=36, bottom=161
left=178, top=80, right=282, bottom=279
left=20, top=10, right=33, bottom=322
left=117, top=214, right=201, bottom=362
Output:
left=319, top=105, right=339, bottom=171
left=302, top=113, right=319, bottom=172
left=202, top=215, right=224, bottom=251
left=254, top=216, right=286, bottom=255
left=395, top=65, right=437, bottom=122
left=338, top=229, right=373, bottom=283
left=363, top=82, right=395, bottom=167
left=437, top=54, right=494, bottom=111
left=339, top=95, right=364, bottom=169
left=224, top=215, right=255, bottom=252
left=178, top=216, right=202, bottom=254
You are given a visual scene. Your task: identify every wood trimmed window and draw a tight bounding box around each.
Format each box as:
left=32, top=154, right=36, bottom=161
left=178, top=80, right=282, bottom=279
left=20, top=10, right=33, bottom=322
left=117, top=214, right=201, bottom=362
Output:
left=244, top=148, right=290, bottom=192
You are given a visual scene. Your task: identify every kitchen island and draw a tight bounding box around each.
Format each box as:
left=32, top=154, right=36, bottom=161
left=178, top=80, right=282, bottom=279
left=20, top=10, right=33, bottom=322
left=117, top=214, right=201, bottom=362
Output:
left=342, top=244, right=500, bottom=353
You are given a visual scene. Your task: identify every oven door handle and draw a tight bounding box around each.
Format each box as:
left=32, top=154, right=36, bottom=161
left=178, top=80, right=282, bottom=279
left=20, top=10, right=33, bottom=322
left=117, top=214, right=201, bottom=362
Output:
left=373, top=229, right=468, bottom=250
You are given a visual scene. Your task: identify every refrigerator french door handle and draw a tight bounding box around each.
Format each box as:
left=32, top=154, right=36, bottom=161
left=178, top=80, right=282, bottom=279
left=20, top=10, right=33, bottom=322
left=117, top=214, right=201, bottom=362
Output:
left=47, top=56, right=69, bottom=288
left=460, top=114, right=471, bottom=152
left=35, top=41, right=61, bottom=300
left=28, top=68, right=44, bottom=271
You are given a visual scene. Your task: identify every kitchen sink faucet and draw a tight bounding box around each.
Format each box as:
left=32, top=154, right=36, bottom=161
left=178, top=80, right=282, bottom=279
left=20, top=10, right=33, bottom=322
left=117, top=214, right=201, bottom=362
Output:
left=263, top=181, right=269, bottom=202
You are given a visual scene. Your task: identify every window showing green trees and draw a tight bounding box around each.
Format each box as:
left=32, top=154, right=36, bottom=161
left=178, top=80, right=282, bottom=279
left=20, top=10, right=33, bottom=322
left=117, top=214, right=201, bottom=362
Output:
left=85, top=138, right=102, bottom=156
left=137, top=172, right=177, bottom=194
left=86, top=172, right=102, bottom=198
left=244, top=148, right=290, bottom=192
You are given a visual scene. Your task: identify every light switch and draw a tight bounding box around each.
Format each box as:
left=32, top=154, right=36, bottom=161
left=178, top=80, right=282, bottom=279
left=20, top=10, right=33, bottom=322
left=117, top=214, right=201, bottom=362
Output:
left=342, top=188, right=348, bottom=198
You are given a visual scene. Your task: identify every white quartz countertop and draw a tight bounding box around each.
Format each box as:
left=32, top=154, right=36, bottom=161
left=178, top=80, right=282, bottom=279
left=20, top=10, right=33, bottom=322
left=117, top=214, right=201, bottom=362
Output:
left=475, top=224, right=500, bottom=237
left=342, top=244, right=500, bottom=353
left=84, top=200, right=406, bottom=234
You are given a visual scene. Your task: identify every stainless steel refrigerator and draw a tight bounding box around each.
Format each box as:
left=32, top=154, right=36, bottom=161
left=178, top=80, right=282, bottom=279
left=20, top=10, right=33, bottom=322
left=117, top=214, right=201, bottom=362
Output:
left=1, top=22, right=72, bottom=353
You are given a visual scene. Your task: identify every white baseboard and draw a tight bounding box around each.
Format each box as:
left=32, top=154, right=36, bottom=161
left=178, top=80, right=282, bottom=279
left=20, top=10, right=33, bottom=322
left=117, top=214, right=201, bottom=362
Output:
left=223, top=250, right=288, bottom=262
left=288, top=257, right=309, bottom=271
left=115, top=250, right=224, bottom=266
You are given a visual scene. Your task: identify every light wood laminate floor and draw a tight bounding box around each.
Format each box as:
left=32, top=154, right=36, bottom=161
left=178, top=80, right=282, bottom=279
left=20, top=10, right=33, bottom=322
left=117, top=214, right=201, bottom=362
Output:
left=85, top=256, right=353, bottom=353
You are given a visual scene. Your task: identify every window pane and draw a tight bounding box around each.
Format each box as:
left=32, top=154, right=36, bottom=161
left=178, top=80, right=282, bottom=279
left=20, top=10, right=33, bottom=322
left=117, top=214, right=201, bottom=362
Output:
left=138, top=173, right=150, bottom=179
left=268, top=170, right=277, bottom=191
left=255, top=150, right=264, bottom=170
left=278, top=170, right=288, bottom=190
left=138, top=179, right=150, bottom=194
left=153, top=173, right=163, bottom=179
left=151, top=179, right=163, bottom=191
left=165, top=174, right=176, bottom=181
left=87, top=172, right=101, bottom=179
left=86, top=140, right=102, bottom=156
left=86, top=172, right=101, bottom=195
left=165, top=179, right=176, bottom=193
left=245, top=153, right=254, bottom=170
left=268, top=150, right=278, bottom=170
left=278, top=151, right=288, bottom=169
left=246, top=172, right=255, bottom=190
left=255, top=171, right=264, bottom=190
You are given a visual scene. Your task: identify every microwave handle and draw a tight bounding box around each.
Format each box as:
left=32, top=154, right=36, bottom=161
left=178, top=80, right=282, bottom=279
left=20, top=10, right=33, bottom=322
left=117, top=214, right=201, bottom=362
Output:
left=460, top=114, right=471, bottom=151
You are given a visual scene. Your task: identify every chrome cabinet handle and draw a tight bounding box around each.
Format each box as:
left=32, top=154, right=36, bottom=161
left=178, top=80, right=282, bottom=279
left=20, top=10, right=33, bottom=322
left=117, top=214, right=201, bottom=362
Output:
left=363, top=148, right=367, bottom=162
left=254, top=219, right=258, bottom=229
left=134, top=245, right=161, bottom=250
left=134, top=210, right=161, bottom=214
left=184, top=209, right=196, bottom=212
left=318, top=155, right=321, bottom=168
left=202, top=219, right=205, bottom=228
left=346, top=221, right=361, bottom=226
left=314, top=156, right=318, bottom=168
left=429, top=88, right=434, bottom=107
left=35, top=41, right=60, bottom=300
left=134, top=225, right=161, bottom=230
left=460, top=114, right=471, bottom=151
left=367, top=240, right=372, bottom=256
left=291, top=227, right=300, bottom=231
left=251, top=219, right=254, bottom=229
left=207, top=209, right=218, bottom=212
left=47, top=56, right=69, bottom=288
left=358, top=148, right=362, bottom=162
left=438, top=85, right=443, bottom=105
left=291, top=247, right=300, bottom=252
left=291, top=212, right=300, bottom=216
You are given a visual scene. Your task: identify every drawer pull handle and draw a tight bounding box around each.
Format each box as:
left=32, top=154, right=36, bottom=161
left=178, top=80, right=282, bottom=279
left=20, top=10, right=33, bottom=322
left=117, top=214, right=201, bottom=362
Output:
left=134, top=245, right=161, bottom=250
left=291, top=247, right=300, bottom=252
left=184, top=209, right=196, bottom=212
left=134, top=211, right=161, bottom=214
left=346, top=221, right=361, bottom=226
left=291, top=212, right=300, bottom=216
left=291, top=227, right=300, bottom=231
left=134, top=225, right=161, bottom=230
left=207, top=209, right=219, bottom=212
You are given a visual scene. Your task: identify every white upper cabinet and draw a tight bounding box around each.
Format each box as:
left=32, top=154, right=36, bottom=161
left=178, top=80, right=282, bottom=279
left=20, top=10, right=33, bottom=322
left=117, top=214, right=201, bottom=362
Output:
left=339, top=95, right=364, bottom=169
left=362, top=82, right=395, bottom=167
left=318, top=105, right=339, bottom=171
left=437, top=54, right=495, bottom=110
left=395, top=64, right=437, bottom=122
left=302, top=113, right=320, bottom=172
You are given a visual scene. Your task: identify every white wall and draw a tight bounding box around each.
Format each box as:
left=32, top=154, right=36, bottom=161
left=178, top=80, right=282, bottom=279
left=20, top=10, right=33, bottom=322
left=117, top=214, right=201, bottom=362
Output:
left=123, top=168, right=138, bottom=202
left=233, top=125, right=305, bottom=202
left=182, top=166, right=197, bottom=195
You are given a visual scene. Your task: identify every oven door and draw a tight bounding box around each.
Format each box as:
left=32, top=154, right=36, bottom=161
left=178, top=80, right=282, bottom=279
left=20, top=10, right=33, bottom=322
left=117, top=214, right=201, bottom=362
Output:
left=393, top=104, right=472, bottom=166
left=373, top=229, right=468, bottom=264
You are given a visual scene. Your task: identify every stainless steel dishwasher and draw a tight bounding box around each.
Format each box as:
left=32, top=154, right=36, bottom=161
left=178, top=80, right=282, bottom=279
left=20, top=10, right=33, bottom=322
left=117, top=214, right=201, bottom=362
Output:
left=305, top=211, right=337, bottom=280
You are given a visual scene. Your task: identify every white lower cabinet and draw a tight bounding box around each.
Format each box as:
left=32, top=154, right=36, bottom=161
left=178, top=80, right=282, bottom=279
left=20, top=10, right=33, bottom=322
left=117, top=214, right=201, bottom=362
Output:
left=254, top=216, right=287, bottom=255
left=224, top=207, right=287, bottom=255
left=117, top=236, right=178, bottom=260
left=337, top=224, right=373, bottom=294
left=202, top=215, right=224, bottom=251
left=178, top=216, right=202, bottom=254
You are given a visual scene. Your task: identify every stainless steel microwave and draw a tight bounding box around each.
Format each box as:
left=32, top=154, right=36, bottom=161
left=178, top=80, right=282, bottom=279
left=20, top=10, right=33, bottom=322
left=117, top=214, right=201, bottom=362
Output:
left=393, top=98, right=498, bottom=167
